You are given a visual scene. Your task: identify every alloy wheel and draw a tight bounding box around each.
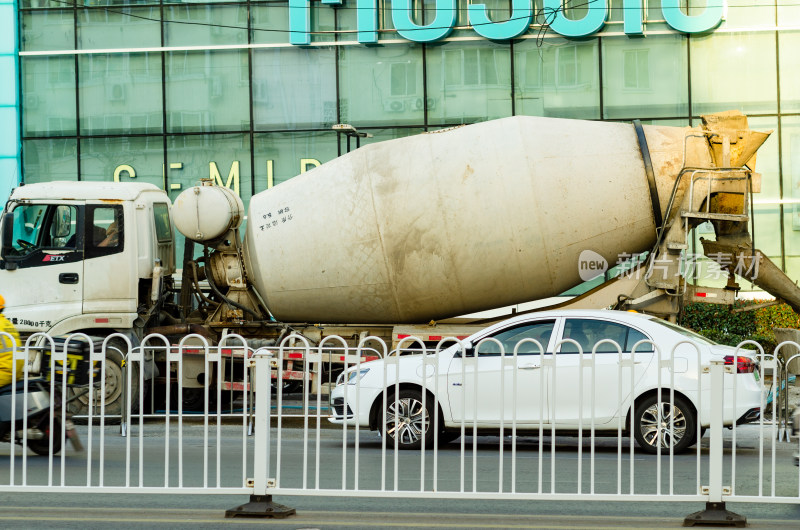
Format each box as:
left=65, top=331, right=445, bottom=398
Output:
left=639, top=401, right=688, bottom=449
left=385, top=397, right=430, bottom=446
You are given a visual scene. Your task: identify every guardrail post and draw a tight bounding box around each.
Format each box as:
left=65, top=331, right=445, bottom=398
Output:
left=684, top=360, right=745, bottom=527
left=226, top=351, right=295, bottom=519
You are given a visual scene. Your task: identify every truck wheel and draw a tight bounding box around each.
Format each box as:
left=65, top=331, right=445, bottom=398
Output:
left=382, top=389, right=434, bottom=450
left=633, top=394, right=697, bottom=454
left=68, top=339, right=141, bottom=423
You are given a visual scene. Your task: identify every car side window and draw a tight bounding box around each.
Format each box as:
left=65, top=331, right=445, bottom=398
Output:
left=561, top=319, right=653, bottom=354
left=476, top=320, right=555, bottom=356
left=626, top=327, right=654, bottom=352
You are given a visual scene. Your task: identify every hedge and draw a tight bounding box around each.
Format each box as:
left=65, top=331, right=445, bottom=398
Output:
left=678, top=300, right=800, bottom=354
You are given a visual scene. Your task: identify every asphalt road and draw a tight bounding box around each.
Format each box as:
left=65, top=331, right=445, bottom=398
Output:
left=0, top=421, right=799, bottom=528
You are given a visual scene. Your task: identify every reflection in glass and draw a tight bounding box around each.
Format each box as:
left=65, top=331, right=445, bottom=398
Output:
left=165, top=5, right=248, bottom=47
left=339, top=45, right=424, bottom=126
left=21, top=10, right=74, bottom=51
left=21, top=57, right=76, bottom=136
left=166, top=133, right=252, bottom=202
left=690, top=32, right=777, bottom=115
left=514, top=38, right=599, bottom=119
left=427, top=41, right=511, bottom=125
left=602, top=34, right=687, bottom=119
left=81, top=136, right=165, bottom=189
left=22, top=138, right=78, bottom=182
left=253, top=131, right=338, bottom=191
left=252, top=47, right=337, bottom=130
left=166, top=50, right=250, bottom=133
left=80, top=53, right=163, bottom=135
left=78, top=8, right=161, bottom=49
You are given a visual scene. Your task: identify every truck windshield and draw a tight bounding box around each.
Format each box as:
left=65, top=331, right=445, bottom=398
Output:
left=9, top=204, right=78, bottom=257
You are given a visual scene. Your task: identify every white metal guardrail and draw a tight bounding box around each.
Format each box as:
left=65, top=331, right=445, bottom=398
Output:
left=0, top=331, right=797, bottom=524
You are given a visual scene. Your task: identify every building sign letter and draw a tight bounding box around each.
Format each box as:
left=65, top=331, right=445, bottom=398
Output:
left=210, top=161, right=240, bottom=196
left=289, top=0, right=312, bottom=46
left=468, top=0, right=532, bottom=40
left=113, top=164, right=136, bottom=182
left=300, top=158, right=320, bottom=173
left=661, top=0, right=725, bottom=34
left=392, top=0, right=457, bottom=43
left=542, top=0, right=607, bottom=38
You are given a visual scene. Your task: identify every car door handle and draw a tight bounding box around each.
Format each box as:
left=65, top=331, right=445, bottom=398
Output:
left=519, top=364, right=541, bottom=370
left=59, top=273, right=79, bottom=284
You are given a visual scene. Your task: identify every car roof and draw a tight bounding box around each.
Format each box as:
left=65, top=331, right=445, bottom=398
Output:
left=495, top=309, right=655, bottom=325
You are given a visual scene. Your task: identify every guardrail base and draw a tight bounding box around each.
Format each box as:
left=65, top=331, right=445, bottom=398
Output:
left=683, top=502, right=746, bottom=527
left=225, top=495, right=296, bottom=518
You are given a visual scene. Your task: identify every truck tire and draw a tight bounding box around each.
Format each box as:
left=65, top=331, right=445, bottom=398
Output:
left=68, top=339, right=141, bottom=423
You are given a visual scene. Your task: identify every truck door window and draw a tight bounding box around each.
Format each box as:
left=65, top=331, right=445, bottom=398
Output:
left=10, top=204, right=78, bottom=256
left=86, top=205, right=123, bottom=259
left=153, top=203, right=172, bottom=243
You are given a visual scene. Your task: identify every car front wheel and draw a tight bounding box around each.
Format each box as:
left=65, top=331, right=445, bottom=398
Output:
left=633, top=393, right=697, bottom=454
left=383, top=389, right=434, bottom=450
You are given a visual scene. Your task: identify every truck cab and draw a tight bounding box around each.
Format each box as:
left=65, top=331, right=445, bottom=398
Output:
left=0, top=182, right=175, bottom=338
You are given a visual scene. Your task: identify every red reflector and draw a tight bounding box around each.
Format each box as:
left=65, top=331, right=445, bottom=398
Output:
left=428, top=335, right=442, bottom=341
left=457, top=336, right=468, bottom=340
left=95, top=318, right=109, bottom=323
left=695, top=293, right=708, bottom=298
left=287, top=353, right=303, bottom=359
left=397, top=334, right=410, bottom=339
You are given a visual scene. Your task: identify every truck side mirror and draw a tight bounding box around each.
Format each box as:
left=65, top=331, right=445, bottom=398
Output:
left=1, top=212, right=17, bottom=269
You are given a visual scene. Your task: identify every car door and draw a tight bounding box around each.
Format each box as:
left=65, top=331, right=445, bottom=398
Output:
left=551, top=318, right=655, bottom=426
left=0, top=202, right=84, bottom=333
left=447, top=319, right=556, bottom=427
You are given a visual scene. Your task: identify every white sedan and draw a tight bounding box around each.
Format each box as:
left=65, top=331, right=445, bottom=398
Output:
left=329, top=309, right=763, bottom=453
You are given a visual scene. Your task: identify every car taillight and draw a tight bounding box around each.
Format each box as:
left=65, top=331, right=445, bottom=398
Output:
left=723, top=355, right=756, bottom=374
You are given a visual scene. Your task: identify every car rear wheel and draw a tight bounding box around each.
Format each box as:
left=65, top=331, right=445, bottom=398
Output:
left=633, top=394, right=697, bottom=454
left=383, top=389, right=434, bottom=450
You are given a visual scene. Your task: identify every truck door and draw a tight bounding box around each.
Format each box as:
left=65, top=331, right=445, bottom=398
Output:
left=0, top=202, right=84, bottom=333
left=83, top=204, right=134, bottom=314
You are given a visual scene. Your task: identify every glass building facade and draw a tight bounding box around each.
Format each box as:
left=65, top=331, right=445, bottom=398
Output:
left=5, top=1, right=800, bottom=285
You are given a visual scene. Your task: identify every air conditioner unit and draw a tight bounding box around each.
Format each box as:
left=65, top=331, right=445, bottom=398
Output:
left=383, top=99, right=406, bottom=113
left=411, top=97, right=435, bottom=111
left=106, top=83, right=126, bottom=102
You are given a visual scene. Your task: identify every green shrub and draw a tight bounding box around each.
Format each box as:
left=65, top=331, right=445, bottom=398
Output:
left=679, top=300, right=800, bottom=356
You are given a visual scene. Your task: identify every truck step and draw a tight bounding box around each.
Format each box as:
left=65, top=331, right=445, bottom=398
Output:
left=681, top=211, right=748, bottom=222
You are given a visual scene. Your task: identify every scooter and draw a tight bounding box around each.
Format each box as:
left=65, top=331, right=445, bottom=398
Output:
left=0, top=371, right=88, bottom=456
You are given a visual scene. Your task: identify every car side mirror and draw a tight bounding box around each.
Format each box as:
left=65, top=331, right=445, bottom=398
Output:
left=455, top=342, right=474, bottom=358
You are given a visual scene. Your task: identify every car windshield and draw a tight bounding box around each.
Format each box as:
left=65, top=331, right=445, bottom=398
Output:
left=649, top=318, right=717, bottom=346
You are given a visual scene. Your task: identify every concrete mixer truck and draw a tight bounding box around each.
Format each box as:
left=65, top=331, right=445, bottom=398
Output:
left=0, top=110, right=794, bottom=415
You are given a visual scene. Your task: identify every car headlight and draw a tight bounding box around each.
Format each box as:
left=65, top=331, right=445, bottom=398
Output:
left=336, top=368, right=370, bottom=386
